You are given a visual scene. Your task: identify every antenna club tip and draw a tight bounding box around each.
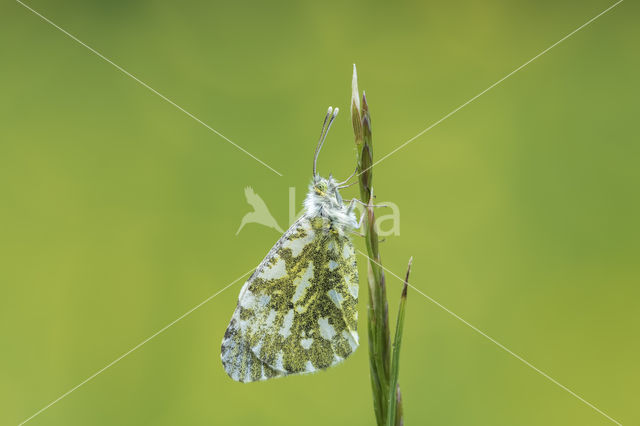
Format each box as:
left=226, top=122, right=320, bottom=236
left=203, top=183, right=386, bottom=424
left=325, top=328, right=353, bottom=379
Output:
left=333, top=107, right=339, bottom=116
left=327, top=106, right=333, bottom=115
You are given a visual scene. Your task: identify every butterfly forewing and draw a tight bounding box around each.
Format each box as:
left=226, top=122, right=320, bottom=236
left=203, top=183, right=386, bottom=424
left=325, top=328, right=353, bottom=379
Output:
left=221, top=215, right=359, bottom=382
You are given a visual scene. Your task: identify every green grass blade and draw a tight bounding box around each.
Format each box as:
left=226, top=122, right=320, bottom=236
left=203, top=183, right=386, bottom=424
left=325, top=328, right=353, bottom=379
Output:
left=387, top=257, right=412, bottom=426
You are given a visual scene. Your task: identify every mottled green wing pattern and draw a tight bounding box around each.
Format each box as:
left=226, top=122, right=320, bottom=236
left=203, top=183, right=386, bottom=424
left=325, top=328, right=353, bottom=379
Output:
left=221, top=215, right=359, bottom=382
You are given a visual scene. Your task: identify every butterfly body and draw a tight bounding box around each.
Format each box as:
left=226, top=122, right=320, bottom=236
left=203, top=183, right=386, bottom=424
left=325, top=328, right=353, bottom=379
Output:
left=221, top=174, right=360, bottom=382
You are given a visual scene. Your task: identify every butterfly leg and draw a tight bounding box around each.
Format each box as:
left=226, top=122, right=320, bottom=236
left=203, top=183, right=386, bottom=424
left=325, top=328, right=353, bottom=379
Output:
left=354, top=209, right=365, bottom=230
left=337, top=166, right=358, bottom=188
left=346, top=198, right=357, bottom=217
left=348, top=200, right=387, bottom=242
left=349, top=204, right=387, bottom=242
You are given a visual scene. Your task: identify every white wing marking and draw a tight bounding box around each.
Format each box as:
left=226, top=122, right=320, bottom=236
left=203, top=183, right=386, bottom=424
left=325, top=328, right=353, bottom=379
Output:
left=318, top=317, right=336, bottom=340
left=291, top=262, right=314, bottom=303
left=279, top=309, right=295, bottom=338
left=282, top=222, right=315, bottom=257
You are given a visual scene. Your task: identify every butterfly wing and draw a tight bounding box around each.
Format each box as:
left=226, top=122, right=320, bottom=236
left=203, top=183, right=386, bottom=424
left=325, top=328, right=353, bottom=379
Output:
left=221, top=215, right=359, bottom=382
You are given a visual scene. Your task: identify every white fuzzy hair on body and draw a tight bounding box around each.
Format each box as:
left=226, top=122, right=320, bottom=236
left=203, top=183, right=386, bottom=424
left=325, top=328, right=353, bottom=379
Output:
left=304, top=175, right=358, bottom=235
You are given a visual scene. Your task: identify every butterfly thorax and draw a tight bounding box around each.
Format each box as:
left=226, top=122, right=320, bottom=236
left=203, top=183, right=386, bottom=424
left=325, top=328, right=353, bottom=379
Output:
left=304, top=175, right=357, bottom=235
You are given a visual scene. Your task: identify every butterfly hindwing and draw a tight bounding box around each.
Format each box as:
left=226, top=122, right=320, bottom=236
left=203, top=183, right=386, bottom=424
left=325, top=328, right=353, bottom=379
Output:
left=221, top=215, right=359, bottom=382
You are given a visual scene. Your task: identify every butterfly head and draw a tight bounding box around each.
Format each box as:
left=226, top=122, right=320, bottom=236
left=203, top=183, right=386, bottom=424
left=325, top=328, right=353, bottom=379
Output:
left=306, top=174, right=356, bottom=232
left=311, top=174, right=343, bottom=204
left=304, top=107, right=357, bottom=232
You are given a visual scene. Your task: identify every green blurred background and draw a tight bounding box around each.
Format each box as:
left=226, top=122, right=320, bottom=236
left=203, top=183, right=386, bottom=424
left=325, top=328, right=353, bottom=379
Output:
left=1, top=0, right=638, bottom=424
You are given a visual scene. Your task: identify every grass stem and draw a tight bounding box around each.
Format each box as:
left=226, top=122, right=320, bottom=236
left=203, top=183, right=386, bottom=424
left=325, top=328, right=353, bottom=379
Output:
left=351, top=64, right=411, bottom=426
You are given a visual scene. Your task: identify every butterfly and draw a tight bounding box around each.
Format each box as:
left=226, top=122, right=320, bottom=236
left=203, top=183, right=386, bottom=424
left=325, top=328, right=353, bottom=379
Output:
left=221, top=107, right=361, bottom=382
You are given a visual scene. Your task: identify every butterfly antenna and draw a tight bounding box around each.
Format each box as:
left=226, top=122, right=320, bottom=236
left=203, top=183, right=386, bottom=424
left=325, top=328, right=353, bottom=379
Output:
left=313, top=106, right=339, bottom=178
